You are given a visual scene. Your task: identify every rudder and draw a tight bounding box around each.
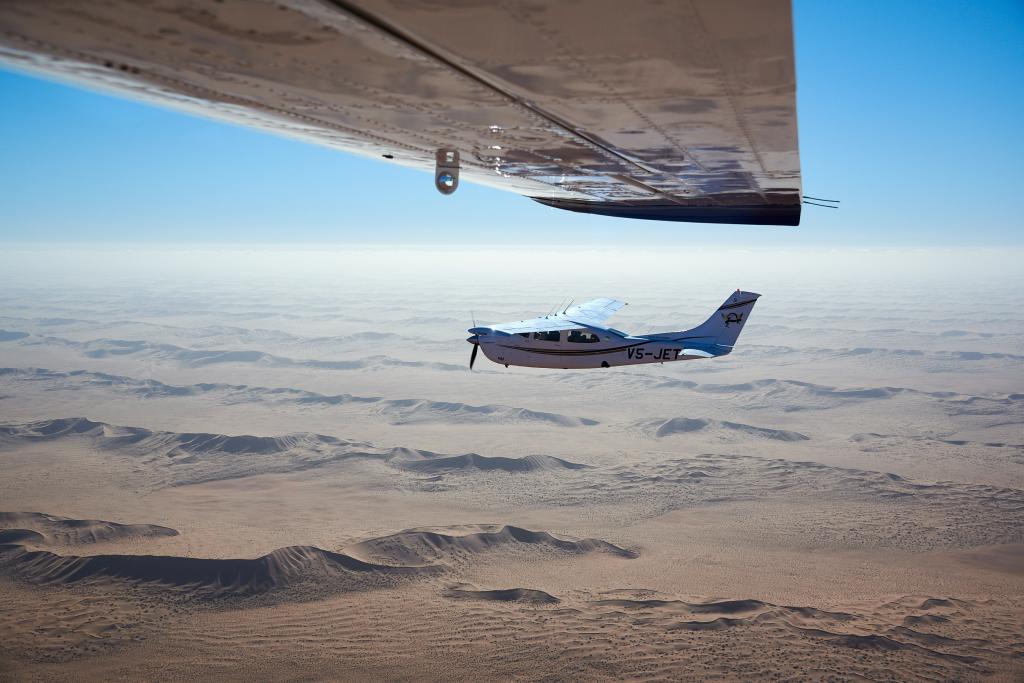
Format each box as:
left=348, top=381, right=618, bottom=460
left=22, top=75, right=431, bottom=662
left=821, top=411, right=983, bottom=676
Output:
left=679, top=290, right=761, bottom=349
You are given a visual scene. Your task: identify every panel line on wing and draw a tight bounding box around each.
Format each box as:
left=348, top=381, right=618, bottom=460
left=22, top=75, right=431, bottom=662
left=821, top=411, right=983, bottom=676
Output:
left=495, top=2, right=716, bottom=185
left=613, top=175, right=693, bottom=206
left=684, top=0, right=770, bottom=197
left=325, top=0, right=664, bottom=179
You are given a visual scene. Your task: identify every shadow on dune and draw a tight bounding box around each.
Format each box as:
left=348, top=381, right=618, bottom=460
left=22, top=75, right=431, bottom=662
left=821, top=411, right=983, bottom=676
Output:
left=443, top=583, right=560, bottom=605
left=0, top=517, right=635, bottom=600
left=0, top=543, right=431, bottom=598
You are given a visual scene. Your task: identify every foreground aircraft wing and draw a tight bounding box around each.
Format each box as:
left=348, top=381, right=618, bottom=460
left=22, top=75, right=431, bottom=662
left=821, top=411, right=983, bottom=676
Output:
left=490, top=298, right=626, bottom=334
left=0, top=0, right=801, bottom=225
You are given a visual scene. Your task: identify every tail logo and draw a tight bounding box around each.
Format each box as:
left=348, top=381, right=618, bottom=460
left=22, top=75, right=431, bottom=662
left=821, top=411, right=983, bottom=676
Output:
left=722, top=312, right=745, bottom=327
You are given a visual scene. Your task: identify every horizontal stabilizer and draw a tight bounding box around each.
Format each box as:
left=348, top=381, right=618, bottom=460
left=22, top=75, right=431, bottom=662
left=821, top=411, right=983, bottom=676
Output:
left=649, top=290, right=761, bottom=350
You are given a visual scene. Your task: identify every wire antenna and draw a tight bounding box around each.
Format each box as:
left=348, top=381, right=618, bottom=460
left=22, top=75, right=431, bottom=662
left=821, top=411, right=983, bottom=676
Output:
left=804, top=195, right=840, bottom=203
left=803, top=200, right=839, bottom=209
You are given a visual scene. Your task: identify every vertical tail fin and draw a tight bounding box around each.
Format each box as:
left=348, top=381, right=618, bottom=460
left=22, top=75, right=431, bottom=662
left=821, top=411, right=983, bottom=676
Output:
left=677, top=290, right=761, bottom=350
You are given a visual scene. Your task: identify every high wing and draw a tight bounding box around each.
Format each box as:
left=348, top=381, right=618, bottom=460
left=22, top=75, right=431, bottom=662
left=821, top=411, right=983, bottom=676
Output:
left=0, top=0, right=801, bottom=225
left=490, top=298, right=626, bottom=334
left=563, top=298, right=627, bottom=328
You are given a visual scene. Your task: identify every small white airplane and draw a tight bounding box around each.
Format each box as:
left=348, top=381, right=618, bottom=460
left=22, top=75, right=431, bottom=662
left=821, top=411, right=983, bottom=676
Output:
left=468, top=290, right=760, bottom=370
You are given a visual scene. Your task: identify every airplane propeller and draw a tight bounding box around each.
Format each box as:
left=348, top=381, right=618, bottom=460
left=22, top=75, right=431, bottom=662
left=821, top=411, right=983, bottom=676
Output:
left=468, top=310, right=479, bottom=371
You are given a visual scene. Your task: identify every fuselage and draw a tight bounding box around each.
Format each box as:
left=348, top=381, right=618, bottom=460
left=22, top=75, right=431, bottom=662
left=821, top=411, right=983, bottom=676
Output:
left=471, top=329, right=721, bottom=369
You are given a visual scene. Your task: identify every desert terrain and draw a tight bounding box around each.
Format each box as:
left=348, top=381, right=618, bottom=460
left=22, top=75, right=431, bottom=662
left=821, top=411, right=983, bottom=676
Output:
left=0, top=246, right=1021, bottom=681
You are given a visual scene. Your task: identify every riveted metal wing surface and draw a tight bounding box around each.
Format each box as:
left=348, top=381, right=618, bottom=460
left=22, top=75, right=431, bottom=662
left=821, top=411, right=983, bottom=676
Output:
left=0, top=0, right=801, bottom=225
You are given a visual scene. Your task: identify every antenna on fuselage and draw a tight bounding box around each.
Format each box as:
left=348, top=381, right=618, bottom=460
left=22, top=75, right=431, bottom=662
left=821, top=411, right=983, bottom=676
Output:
left=563, top=298, right=575, bottom=314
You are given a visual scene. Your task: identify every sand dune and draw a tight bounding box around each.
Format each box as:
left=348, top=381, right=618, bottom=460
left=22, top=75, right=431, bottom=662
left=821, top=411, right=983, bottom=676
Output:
left=1, top=332, right=468, bottom=372
left=0, top=529, right=45, bottom=545
left=344, top=525, right=637, bottom=567
left=366, top=400, right=599, bottom=427
left=736, top=344, right=1024, bottom=377
left=0, top=417, right=397, bottom=486
left=595, top=596, right=769, bottom=614
left=751, top=321, right=1017, bottom=347
left=655, top=376, right=968, bottom=412
left=11, top=329, right=1020, bottom=380
left=443, top=583, right=560, bottom=604
left=660, top=376, right=918, bottom=401
left=4, top=419, right=1022, bottom=553
left=600, top=453, right=1024, bottom=550
left=0, top=518, right=632, bottom=600
left=0, top=367, right=221, bottom=398
left=749, top=344, right=1024, bottom=363
left=396, top=453, right=588, bottom=473
left=0, top=315, right=446, bottom=347
left=0, top=418, right=593, bottom=487
left=0, top=368, right=599, bottom=427
left=635, top=416, right=809, bottom=441
left=0, top=511, right=177, bottom=546
left=583, top=589, right=998, bottom=665
left=852, top=432, right=1024, bottom=455
left=558, top=372, right=1024, bottom=414
left=0, top=417, right=368, bottom=456
left=0, top=543, right=429, bottom=598
left=0, top=330, right=30, bottom=342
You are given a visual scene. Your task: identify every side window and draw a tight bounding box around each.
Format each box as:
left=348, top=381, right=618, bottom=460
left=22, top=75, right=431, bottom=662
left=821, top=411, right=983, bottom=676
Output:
left=532, top=331, right=560, bottom=342
left=567, top=329, right=599, bottom=343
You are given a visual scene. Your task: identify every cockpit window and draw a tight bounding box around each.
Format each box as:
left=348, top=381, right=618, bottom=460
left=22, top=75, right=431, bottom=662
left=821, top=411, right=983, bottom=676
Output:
left=532, top=331, right=560, bottom=342
left=567, top=329, right=599, bottom=343
left=517, top=333, right=530, bottom=338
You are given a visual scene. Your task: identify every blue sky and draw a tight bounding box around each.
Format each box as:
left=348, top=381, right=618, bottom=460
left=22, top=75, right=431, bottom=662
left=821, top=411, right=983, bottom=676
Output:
left=0, top=0, right=1021, bottom=245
